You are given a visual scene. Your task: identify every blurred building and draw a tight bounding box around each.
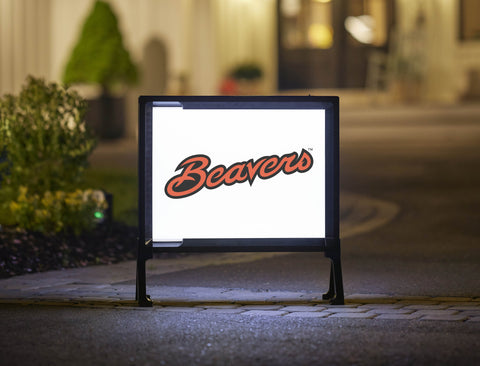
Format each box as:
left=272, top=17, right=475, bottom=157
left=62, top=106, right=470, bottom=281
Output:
left=1, top=0, right=479, bottom=137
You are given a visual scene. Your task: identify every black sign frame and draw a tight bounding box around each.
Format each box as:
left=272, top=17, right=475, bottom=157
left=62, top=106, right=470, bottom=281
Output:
left=137, top=96, right=343, bottom=306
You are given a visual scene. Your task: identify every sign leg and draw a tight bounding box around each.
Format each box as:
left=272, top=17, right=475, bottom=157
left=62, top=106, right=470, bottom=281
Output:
left=323, top=238, right=345, bottom=305
left=329, top=255, right=344, bottom=305
left=136, top=257, right=153, bottom=307
left=322, top=262, right=335, bottom=300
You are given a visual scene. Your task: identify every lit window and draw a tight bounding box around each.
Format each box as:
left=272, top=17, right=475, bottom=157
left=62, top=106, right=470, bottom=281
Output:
left=280, top=0, right=333, bottom=49
left=345, top=0, right=387, bottom=46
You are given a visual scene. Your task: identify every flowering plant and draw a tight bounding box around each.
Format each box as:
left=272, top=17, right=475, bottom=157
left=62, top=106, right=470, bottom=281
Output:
left=10, top=187, right=107, bottom=234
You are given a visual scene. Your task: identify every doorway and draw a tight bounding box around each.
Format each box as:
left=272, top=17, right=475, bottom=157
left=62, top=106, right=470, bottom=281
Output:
left=278, top=0, right=394, bottom=89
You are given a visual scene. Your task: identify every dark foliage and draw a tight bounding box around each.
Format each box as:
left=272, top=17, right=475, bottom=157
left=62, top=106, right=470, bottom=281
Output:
left=0, top=222, right=137, bottom=278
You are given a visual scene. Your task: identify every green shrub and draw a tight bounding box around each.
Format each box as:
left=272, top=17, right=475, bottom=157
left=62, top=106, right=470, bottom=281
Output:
left=62, top=0, right=138, bottom=93
left=9, top=187, right=107, bottom=235
left=0, top=76, right=99, bottom=232
left=0, top=76, right=96, bottom=195
left=230, top=63, right=263, bottom=81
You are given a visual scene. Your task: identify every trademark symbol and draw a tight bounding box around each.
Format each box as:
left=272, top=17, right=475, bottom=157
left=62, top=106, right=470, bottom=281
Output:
left=308, top=148, right=313, bottom=151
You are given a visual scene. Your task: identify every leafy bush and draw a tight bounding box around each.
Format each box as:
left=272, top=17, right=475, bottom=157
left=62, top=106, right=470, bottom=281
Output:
left=0, top=76, right=99, bottom=233
left=0, top=76, right=96, bottom=194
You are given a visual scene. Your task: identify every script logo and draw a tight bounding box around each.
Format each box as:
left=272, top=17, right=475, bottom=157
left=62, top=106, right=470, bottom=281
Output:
left=165, top=149, right=313, bottom=199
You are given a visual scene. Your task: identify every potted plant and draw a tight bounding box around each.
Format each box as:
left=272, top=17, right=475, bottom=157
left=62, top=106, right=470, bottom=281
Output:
left=220, top=62, right=263, bottom=95
left=63, top=0, right=138, bottom=139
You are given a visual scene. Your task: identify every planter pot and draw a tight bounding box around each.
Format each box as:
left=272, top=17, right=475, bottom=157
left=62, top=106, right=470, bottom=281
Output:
left=85, top=95, right=125, bottom=139
left=235, top=79, right=262, bottom=95
left=391, top=79, right=422, bottom=103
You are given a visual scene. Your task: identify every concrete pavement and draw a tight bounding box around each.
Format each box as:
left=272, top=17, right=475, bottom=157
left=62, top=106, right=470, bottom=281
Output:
left=1, top=288, right=479, bottom=322
left=0, top=190, right=478, bottom=322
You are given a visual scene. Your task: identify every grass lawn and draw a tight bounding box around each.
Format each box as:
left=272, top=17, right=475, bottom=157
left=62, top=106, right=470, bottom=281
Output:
left=83, top=168, right=138, bottom=227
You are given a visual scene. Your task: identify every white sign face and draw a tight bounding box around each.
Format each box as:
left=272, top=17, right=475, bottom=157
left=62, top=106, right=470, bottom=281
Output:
left=151, top=107, right=325, bottom=242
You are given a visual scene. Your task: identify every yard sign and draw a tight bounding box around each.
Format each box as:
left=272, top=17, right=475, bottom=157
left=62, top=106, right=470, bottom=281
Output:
left=137, top=96, right=343, bottom=306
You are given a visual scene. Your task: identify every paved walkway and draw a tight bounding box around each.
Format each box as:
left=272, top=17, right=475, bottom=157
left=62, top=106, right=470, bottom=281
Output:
left=2, top=185, right=477, bottom=322
left=1, top=250, right=479, bottom=322
left=1, top=290, right=479, bottom=322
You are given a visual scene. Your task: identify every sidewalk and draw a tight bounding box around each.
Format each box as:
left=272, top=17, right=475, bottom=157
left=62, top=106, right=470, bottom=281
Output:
left=1, top=189, right=479, bottom=322
left=1, top=293, right=479, bottom=322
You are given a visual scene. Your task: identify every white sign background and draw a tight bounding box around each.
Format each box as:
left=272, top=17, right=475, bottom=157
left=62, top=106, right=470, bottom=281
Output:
left=152, top=108, right=325, bottom=241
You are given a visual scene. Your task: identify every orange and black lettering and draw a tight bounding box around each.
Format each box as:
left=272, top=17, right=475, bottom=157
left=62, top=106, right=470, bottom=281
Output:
left=164, top=149, right=314, bottom=199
